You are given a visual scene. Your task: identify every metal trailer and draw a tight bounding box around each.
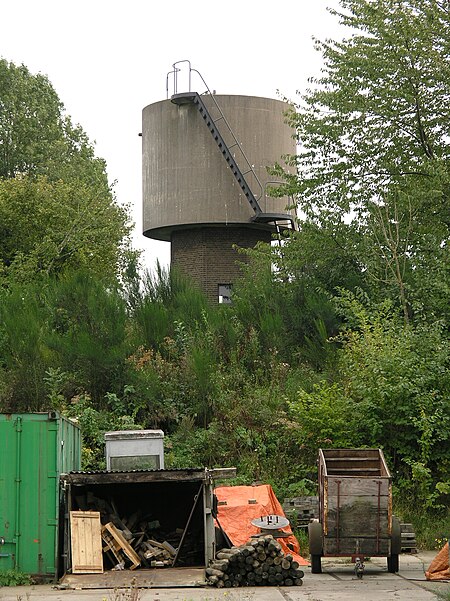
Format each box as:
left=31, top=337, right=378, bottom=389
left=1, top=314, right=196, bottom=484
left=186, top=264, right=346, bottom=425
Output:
left=0, top=412, right=81, bottom=580
left=308, top=448, right=401, bottom=576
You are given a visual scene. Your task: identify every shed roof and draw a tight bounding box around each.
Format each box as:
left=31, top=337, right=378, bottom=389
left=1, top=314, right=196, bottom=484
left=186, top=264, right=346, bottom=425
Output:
left=62, top=467, right=236, bottom=485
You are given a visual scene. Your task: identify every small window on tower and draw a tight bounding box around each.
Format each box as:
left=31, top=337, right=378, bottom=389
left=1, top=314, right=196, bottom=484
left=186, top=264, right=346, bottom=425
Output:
left=218, top=284, right=232, bottom=304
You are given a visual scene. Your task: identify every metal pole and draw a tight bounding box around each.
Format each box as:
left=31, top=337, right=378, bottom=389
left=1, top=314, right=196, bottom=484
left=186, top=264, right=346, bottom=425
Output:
left=376, top=480, right=381, bottom=554
left=172, top=483, right=203, bottom=568
left=14, top=416, right=22, bottom=569
left=336, top=480, right=341, bottom=554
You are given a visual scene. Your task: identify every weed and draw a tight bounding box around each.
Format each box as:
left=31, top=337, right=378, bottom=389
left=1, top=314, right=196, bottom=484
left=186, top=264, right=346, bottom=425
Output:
left=181, top=592, right=255, bottom=601
left=104, top=583, right=141, bottom=601
left=295, top=527, right=310, bottom=558
left=434, top=537, right=449, bottom=551
left=394, top=504, right=450, bottom=550
left=0, top=570, right=31, bottom=586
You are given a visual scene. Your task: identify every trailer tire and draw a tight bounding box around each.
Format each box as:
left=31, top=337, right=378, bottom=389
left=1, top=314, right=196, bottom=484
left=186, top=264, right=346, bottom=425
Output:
left=387, top=553, right=399, bottom=573
left=391, top=515, right=401, bottom=555
left=308, top=521, right=323, bottom=555
left=311, top=554, right=322, bottom=574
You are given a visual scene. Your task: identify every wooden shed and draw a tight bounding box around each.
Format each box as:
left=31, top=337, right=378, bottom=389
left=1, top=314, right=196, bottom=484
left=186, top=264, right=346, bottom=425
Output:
left=60, top=468, right=233, bottom=588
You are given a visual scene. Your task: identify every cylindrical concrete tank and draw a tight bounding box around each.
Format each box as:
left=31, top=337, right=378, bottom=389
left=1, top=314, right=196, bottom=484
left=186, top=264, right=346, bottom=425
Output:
left=142, top=94, right=296, bottom=300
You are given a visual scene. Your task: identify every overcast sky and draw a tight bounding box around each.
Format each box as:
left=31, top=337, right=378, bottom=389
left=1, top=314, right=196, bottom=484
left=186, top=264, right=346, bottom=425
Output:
left=1, top=0, right=343, bottom=270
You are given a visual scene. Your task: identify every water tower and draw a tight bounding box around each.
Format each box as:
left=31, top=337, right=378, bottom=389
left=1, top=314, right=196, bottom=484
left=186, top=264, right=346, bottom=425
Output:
left=142, top=61, right=296, bottom=302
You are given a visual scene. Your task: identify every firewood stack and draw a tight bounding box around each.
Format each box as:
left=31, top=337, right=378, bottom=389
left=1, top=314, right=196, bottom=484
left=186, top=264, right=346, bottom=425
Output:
left=74, top=492, right=200, bottom=569
left=206, top=535, right=304, bottom=587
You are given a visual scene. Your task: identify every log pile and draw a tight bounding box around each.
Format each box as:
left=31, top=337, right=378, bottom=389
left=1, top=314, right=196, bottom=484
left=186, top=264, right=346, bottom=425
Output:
left=206, top=535, right=304, bottom=588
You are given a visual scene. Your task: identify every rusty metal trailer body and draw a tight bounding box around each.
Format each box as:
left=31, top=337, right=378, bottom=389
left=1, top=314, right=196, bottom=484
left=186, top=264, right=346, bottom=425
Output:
left=309, top=449, right=400, bottom=574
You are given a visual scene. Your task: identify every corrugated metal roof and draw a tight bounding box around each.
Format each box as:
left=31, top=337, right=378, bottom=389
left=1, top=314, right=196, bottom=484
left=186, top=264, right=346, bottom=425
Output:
left=62, top=467, right=208, bottom=485
left=68, top=467, right=204, bottom=475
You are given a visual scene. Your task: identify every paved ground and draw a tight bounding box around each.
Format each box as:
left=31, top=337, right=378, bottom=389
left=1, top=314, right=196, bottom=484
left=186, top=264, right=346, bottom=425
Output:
left=1, top=552, right=448, bottom=601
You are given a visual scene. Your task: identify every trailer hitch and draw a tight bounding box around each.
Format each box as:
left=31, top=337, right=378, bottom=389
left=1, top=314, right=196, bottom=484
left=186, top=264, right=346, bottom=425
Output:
left=354, top=556, right=365, bottom=579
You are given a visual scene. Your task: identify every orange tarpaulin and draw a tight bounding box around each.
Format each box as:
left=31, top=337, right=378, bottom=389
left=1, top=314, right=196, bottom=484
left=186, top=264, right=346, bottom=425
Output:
left=215, top=484, right=308, bottom=566
left=425, top=542, right=449, bottom=581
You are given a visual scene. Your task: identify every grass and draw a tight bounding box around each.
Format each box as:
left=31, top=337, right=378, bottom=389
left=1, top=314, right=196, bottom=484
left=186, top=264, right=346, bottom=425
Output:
left=394, top=505, right=450, bottom=550
left=295, top=527, right=310, bottom=558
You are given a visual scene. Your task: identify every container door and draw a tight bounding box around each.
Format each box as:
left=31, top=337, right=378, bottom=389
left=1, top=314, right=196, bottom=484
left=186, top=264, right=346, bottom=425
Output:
left=0, top=416, right=19, bottom=570
left=203, top=478, right=215, bottom=565
left=0, top=414, right=60, bottom=577
left=16, top=415, right=60, bottom=576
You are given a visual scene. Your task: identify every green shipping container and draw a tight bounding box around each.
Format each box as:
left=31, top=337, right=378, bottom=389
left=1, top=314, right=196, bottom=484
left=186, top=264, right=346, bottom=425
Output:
left=0, top=412, right=81, bottom=579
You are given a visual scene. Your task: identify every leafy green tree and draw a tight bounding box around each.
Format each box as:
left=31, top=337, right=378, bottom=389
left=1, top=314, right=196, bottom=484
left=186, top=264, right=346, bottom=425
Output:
left=0, top=176, right=129, bottom=283
left=280, top=0, right=450, bottom=322
left=0, top=59, right=63, bottom=178
left=286, top=0, right=450, bottom=212
left=333, top=292, right=450, bottom=506
left=0, top=58, right=109, bottom=184
left=0, top=59, right=131, bottom=283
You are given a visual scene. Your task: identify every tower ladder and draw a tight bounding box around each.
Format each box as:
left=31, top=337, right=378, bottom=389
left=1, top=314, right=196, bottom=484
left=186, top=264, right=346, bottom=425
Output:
left=168, top=62, right=294, bottom=229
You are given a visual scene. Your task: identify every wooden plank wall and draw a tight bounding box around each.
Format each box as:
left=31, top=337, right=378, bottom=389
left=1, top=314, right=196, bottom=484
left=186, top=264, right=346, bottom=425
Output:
left=324, top=477, right=391, bottom=555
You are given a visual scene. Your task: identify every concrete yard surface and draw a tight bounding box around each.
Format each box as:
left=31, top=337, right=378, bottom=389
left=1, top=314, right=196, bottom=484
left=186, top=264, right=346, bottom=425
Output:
left=1, top=552, right=448, bottom=601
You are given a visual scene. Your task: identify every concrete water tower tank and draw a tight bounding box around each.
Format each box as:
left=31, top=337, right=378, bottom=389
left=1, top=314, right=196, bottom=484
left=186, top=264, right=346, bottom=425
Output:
left=142, top=62, right=296, bottom=302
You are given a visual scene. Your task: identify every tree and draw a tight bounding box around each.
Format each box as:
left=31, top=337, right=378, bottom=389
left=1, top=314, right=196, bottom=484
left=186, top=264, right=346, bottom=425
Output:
left=279, top=0, right=450, bottom=322
left=0, top=59, right=63, bottom=178
left=0, top=272, right=130, bottom=411
left=0, top=176, right=130, bottom=283
left=334, top=295, right=450, bottom=506
left=0, top=279, right=51, bottom=411
left=232, top=242, right=340, bottom=367
left=0, top=59, right=131, bottom=283
left=0, top=58, right=108, bottom=183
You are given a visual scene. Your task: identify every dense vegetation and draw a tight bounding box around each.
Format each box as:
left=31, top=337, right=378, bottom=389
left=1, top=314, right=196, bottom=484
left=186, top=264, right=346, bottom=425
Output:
left=0, top=0, right=448, bottom=547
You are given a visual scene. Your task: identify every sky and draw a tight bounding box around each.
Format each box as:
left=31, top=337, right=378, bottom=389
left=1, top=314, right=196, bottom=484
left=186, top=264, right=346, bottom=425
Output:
left=1, top=0, right=343, bottom=271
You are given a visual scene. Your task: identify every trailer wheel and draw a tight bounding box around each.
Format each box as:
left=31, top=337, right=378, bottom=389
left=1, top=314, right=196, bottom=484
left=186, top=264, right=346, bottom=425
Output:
left=387, top=553, right=399, bottom=573
left=388, top=515, right=401, bottom=573
left=308, top=521, right=323, bottom=555
left=308, top=521, right=323, bottom=574
left=311, top=554, right=322, bottom=574
left=391, top=515, right=401, bottom=554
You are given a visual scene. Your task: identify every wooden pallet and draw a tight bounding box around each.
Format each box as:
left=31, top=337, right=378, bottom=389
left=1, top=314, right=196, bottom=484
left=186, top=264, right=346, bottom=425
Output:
left=401, top=523, right=417, bottom=553
left=101, top=522, right=141, bottom=570
left=282, top=496, right=319, bottom=527
left=70, top=511, right=103, bottom=574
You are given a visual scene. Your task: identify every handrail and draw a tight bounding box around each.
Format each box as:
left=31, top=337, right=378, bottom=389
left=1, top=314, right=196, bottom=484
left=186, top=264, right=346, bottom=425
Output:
left=168, top=61, right=263, bottom=203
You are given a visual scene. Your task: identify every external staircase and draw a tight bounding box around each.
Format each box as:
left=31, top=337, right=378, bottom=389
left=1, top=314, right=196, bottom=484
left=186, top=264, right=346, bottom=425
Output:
left=168, top=61, right=295, bottom=230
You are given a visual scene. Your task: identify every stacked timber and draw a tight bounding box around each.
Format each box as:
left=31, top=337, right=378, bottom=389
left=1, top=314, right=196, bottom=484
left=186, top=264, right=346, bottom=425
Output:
left=401, top=523, right=417, bottom=553
left=206, top=535, right=304, bottom=588
left=283, top=496, right=319, bottom=528
left=74, top=492, right=194, bottom=568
